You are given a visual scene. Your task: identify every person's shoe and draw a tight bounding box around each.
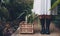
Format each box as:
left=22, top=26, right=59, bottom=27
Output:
left=45, top=29, right=50, bottom=34
left=40, top=31, right=45, bottom=34
left=45, top=31, right=50, bottom=34
left=40, top=28, right=45, bottom=34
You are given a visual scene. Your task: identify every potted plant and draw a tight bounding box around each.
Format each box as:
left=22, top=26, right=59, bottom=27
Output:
left=19, top=10, right=36, bottom=33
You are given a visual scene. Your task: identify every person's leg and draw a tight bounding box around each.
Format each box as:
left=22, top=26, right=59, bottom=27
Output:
left=39, top=15, right=45, bottom=34
left=45, top=15, right=51, bottom=34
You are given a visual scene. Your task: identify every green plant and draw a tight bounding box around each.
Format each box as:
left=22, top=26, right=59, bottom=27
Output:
left=49, top=0, right=60, bottom=29
left=26, top=12, right=40, bottom=24
left=50, top=0, right=60, bottom=10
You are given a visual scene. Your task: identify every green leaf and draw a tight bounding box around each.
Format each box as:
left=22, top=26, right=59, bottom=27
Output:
left=50, top=0, right=60, bottom=10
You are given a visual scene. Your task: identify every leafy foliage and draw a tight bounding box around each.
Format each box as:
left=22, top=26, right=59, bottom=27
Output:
left=51, top=0, right=60, bottom=10
left=0, top=0, right=33, bottom=22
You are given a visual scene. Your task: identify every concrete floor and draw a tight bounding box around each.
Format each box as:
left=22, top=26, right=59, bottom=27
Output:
left=12, top=32, right=60, bottom=36
left=11, top=22, right=60, bottom=36
left=11, top=27, right=60, bottom=36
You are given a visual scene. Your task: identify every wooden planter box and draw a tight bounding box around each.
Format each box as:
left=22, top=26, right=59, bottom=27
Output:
left=19, top=21, right=34, bottom=33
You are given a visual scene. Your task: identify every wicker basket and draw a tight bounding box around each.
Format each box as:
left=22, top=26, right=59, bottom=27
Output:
left=19, top=21, right=34, bottom=33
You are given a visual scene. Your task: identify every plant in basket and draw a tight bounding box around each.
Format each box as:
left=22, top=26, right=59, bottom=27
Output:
left=19, top=11, right=38, bottom=33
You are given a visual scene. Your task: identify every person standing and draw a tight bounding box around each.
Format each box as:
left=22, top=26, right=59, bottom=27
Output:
left=32, top=0, right=57, bottom=34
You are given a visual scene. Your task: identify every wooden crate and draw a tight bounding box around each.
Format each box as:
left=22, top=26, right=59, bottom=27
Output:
left=19, top=22, right=34, bottom=33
